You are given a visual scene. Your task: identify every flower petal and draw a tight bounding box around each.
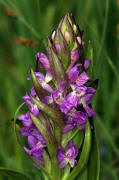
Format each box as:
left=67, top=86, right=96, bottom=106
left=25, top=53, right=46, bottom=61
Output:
left=66, top=92, right=79, bottom=107
left=45, top=69, right=54, bottom=83
left=66, top=140, right=74, bottom=151
left=18, top=112, right=32, bottom=127
left=76, top=71, right=89, bottom=86
left=69, top=159, right=77, bottom=168
left=87, top=87, right=96, bottom=94
left=19, top=126, right=35, bottom=136
left=28, top=135, right=38, bottom=148
left=62, top=124, right=74, bottom=133
left=55, top=44, right=61, bottom=54
left=83, top=105, right=95, bottom=117
left=57, top=81, right=66, bottom=92
left=22, top=93, right=32, bottom=107
left=83, top=94, right=94, bottom=104
left=30, top=104, right=39, bottom=116
left=30, top=88, right=36, bottom=97
left=42, top=96, right=53, bottom=105
left=68, top=66, right=79, bottom=83
left=57, top=146, right=65, bottom=163
left=59, top=99, right=73, bottom=114
left=84, top=60, right=91, bottom=69
left=42, top=83, right=53, bottom=93
left=35, top=52, right=50, bottom=70
left=59, top=159, right=68, bottom=168
left=71, top=49, right=80, bottom=62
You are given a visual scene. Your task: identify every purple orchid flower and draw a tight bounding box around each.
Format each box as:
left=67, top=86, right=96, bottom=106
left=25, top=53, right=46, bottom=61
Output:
left=65, top=86, right=87, bottom=110
left=68, top=64, right=81, bottom=83
left=84, top=60, right=91, bottom=69
left=71, top=49, right=80, bottom=62
left=23, top=93, right=39, bottom=116
left=52, top=81, right=73, bottom=114
left=55, top=44, right=61, bottom=54
left=27, top=70, right=54, bottom=93
left=41, top=95, right=53, bottom=105
left=69, top=49, right=80, bottom=70
left=18, top=111, right=32, bottom=127
left=59, top=99, right=74, bottom=114
left=75, top=71, right=89, bottom=86
left=35, top=52, right=50, bottom=70
left=41, top=81, right=66, bottom=106
left=23, top=131, right=46, bottom=159
left=19, top=125, right=36, bottom=136
left=68, top=63, right=89, bottom=86
left=62, top=109, right=87, bottom=133
left=52, top=81, right=66, bottom=104
left=78, top=87, right=96, bottom=117
left=57, top=140, right=78, bottom=168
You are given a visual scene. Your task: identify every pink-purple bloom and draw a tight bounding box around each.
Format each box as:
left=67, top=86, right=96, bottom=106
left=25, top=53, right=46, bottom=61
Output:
left=27, top=70, right=54, bottom=93
left=22, top=93, right=39, bottom=116
left=62, top=109, right=87, bottom=133
left=84, top=60, right=91, bottom=69
left=55, top=44, right=61, bottom=54
left=24, top=133, right=46, bottom=158
left=57, top=140, right=78, bottom=168
left=71, top=49, right=80, bottom=62
left=35, top=52, right=50, bottom=70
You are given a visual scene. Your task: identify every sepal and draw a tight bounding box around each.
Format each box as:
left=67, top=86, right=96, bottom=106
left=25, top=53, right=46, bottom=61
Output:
left=48, top=44, right=67, bottom=84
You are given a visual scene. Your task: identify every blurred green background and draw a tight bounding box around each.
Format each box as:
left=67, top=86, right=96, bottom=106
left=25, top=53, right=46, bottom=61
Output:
left=0, top=0, right=119, bottom=179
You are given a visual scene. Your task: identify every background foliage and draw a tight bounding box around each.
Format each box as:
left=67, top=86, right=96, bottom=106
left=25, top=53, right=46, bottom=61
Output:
left=0, top=0, right=119, bottom=179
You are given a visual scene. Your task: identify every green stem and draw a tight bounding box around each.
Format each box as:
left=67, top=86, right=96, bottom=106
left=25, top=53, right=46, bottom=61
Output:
left=51, top=156, right=62, bottom=180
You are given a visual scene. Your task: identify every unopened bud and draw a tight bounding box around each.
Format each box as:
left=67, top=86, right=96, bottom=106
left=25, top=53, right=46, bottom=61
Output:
left=77, top=36, right=82, bottom=44
left=55, top=44, right=61, bottom=54
left=51, top=30, right=56, bottom=40
left=73, top=24, right=77, bottom=34
left=64, top=31, right=70, bottom=42
left=71, top=49, right=80, bottom=61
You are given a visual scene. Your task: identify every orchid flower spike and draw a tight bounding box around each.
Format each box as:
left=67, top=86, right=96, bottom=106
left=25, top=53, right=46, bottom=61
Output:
left=17, top=13, right=99, bottom=180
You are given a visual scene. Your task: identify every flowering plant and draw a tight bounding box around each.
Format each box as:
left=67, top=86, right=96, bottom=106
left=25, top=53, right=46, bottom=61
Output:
left=16, top=13, right=100, bottom=180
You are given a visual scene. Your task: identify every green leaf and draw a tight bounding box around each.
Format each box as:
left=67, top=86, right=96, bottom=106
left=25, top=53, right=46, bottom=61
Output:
left=87, top=128, right=100, bottom=180
left=67, top=120, right=91, bottom=180
left=61, top=128, right=84, bottom=149
left=75, top=167, right=88, bottom=180
left=86, top=118, right=100, bottom=180
left=76, top=120, right=100, bottom=180
left=0, top=167, right=32, bottom=180
left=73, top=130, right=84, bottom=149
